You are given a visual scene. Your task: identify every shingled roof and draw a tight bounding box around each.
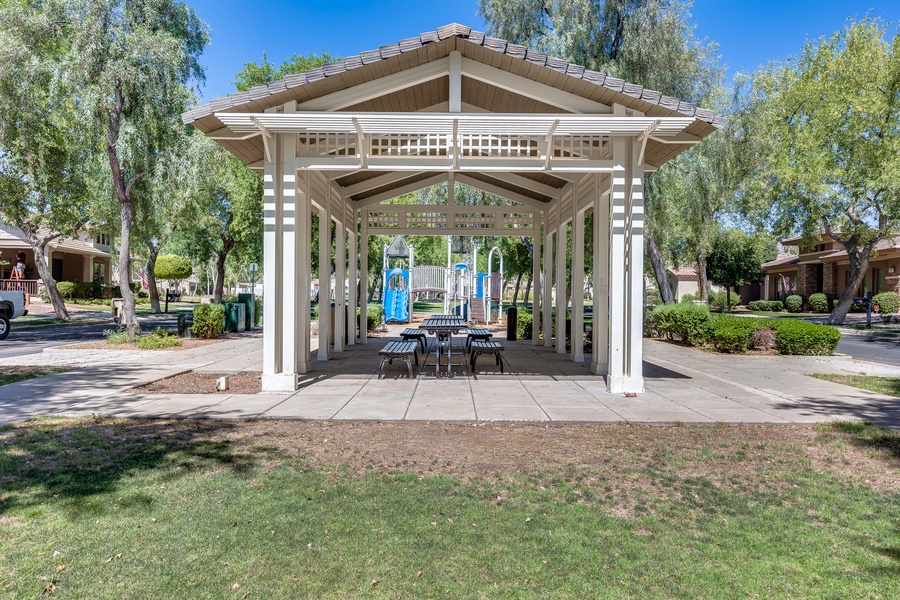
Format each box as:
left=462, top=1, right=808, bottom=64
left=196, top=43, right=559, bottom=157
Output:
left=183, top=22, right=724, bottom=129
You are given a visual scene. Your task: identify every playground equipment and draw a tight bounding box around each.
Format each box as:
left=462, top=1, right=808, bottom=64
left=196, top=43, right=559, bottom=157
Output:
left=484, top=246, right=504, bottom=324
left=383, top=236, right=414, bottom=323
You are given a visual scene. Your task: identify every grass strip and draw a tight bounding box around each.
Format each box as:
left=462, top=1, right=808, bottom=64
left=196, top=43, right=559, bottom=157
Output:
left=811, top=373, right=900, bottom=397
left=0, top=366, right=72, bottom=386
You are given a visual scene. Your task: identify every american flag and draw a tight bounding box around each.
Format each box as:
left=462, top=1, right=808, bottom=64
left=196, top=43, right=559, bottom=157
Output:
left=139, top=268, right=149, bottom=289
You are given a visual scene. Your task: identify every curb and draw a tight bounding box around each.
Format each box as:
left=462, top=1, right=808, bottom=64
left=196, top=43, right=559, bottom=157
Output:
left=837, top=328, right=900, bottom=340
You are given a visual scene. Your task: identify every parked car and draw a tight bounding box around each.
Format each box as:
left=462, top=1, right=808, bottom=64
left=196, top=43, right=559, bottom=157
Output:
left=0, top=290, right=29, bottom=339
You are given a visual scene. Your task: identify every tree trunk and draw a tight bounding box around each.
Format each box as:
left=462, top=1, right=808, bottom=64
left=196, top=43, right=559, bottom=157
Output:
left=146, top=245, right=161, bottom=313
left=647, top=233, right=675, bottom=304
left=523, top=271, right=532, bottom=306
left=512, top=271, right=523, bottom=305
left=726, top=287, right=732, bottom=313
left=214, top=248, right=228, bottom=303
left=828, top=247, right=871, bottom=325
left=117, top=198, right=138, bottom=339
left=696, top=252, right=710, bottom=302
left=26, top=234, right=69, bottom=320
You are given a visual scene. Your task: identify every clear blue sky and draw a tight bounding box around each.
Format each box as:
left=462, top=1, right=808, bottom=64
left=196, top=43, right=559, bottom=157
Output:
left=188, top=0, right=898, bottom=102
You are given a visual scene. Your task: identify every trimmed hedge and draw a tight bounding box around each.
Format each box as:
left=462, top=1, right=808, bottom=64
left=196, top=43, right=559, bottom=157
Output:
left=748, top=300, right=784, bottom=312
left=771, top=319, right=841, bottom=355
left=192, top=303, right=225, bottom=338
left=808, top=293, right=829, bottom=313
left=517, top=309, right=533, bottom=339
left=785, top=294, right=804, bottom=313
left=646, top=309, right=841, bottom=355
left=644, top=303, right=711, bottom=346
left=873, top=291, right=900, bottom=314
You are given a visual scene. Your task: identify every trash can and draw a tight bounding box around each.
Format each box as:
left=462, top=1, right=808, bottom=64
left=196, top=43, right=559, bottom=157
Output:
left=237, top=293, right=255, bottom=330
left=177, top=314, right=194, bottom=338
left=506, top=306, right=517, bottom=341
left=224, top=302, right=246, bottom=332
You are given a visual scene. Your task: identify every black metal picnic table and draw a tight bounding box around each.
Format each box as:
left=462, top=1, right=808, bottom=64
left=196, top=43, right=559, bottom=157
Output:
left=419, top=315, right=467, bottom=374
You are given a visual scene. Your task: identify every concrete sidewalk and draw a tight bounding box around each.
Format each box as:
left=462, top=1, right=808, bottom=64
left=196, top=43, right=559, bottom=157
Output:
left=0, top=326, right=898, bottom=430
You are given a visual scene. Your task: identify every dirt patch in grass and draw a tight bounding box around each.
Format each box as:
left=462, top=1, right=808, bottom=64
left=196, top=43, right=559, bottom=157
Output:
left=129, top=370, right=262, bottom=394
left=0, top=366, right=72, bottom=386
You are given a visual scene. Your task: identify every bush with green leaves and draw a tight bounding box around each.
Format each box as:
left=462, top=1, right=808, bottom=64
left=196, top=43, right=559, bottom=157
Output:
left=192, top=303, right=225, bottom=338
left=707, top=317, right=756, bottom=353
left=517, top=309, right=533, bottom=339
left=366, top=305, right=383, bottom=332
left=136, top=327, right=182, bottom=350
left=771, top=320, right=841, bottom=355
left=103, top=326, right=129, bottom=344
left=55, top=281, right=76, bottom=299
left=646, top=303, right=711, bottom=346
left=808, top=293, right=829, bottom=313
left=155, top=254, right=193, bottom=283
left=748, top=300, right=784, bottom=312
left=785, top=295, right=804, bottom=313
left=707, top=290, right=736, bottom=312
left=873, top=291, right=900, bottom=314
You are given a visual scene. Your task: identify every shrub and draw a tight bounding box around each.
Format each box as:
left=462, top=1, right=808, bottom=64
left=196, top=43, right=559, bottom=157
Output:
left=192, top=303, right=225, bottom=338
left=136, top=327, right=182, bottom=350
left=772, top=320, right=841, bottom=355
left=103, top=326, right=129, bottom=344
left=707, top=290, right=737, bottom=312
left=366, top=304, right=383, bottom=332
left=769, top=300, right=784, bottom=312
left=517, top=309, right=533, bottom=339
left=56, top=281, right=76, bottom=299
left=785, top=295, right=804, bottom=313
left=646, top=303, right=711, bottom=346
left=873, top=291, right=900, bottom=314
left=808, top=293, right=829, bottom=313
left=708, top=317, right=755, bottom=353
left=254, top=297, right=263, bottom=325
left=748, top=300, right=784, bottom=312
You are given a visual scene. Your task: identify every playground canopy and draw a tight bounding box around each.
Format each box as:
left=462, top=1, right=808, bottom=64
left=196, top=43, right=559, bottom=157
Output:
left=182, top=23, right=723, bottom=393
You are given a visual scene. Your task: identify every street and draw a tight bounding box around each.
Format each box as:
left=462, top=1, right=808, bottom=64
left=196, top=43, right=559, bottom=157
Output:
left=0, top=315, right=181, bottom=359
left=836, top=335, right=900, bottom=367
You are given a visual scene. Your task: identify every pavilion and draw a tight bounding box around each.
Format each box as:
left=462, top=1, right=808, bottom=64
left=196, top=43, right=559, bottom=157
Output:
left=182, top=23, right=723, bottom=393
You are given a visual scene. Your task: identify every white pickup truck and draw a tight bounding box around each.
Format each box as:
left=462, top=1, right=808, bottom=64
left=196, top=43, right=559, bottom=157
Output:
left=0, top=290, right=28, bottom=339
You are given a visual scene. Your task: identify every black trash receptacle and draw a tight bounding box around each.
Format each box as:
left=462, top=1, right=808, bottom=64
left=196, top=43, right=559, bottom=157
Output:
left=506, top=306, right=517, bottom=341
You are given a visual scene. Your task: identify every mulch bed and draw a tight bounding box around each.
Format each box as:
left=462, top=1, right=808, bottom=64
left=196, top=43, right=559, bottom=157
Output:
left=60, top=338, right=224, bottom=351
left=130, top=370, right=262, bottom=394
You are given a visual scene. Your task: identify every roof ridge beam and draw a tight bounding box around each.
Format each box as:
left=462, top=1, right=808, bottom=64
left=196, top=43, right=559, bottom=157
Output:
left=351, top=174, right=447, bottom=208
left=342, top=171, right=428, bottom=196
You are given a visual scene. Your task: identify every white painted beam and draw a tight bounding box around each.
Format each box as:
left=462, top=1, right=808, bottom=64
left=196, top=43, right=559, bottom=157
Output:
left=342, top=171, right=427, bottom=197
left=484, top=172, right=561, bottom=200
left=454, top=174, right=549, bottom=210
left=351, top=174, right=447, bottom=208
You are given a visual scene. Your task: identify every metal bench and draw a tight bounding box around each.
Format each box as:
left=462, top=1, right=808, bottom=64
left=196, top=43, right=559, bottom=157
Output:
left=470, top=340, right=505, bottom=373
left=465, top=328, right=493, bottom=352
left=400, top=328, right=428, bottom=353
left=378, top=340, right=419, bottom=379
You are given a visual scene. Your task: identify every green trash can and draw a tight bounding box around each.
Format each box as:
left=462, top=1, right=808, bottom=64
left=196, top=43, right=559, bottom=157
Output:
left=224, top=303, right=246, bottom=333
left=237, top=293, right=255, bottom=330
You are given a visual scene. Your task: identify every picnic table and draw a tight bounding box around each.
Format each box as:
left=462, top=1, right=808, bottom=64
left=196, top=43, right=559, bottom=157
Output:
left=420, top=315, right=466, bottom=374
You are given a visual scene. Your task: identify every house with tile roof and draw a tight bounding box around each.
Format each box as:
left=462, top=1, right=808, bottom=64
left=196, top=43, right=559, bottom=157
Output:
left=761, top=234, right=900, bottom=302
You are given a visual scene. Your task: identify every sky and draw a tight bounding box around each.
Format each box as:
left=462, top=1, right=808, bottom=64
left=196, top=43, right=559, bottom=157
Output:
left=187, top=0, right=899, bottom=102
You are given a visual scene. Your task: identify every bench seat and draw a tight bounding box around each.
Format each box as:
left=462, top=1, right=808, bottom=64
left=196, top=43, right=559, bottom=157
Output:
left=470, top=340, right=505, bottom=373
left=378, top=340, right=419, bottom=379
left=400, top=328, right=428, bottom=352
left=465, top=328, right=493, bottom=351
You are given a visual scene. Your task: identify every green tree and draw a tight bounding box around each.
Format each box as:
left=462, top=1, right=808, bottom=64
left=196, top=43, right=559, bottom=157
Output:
left=233, top=51, right=340, bottom=92
left=155, top=254, right=192, bottom=291
left=0, top=1, right=92, bottom=319
left=706, top=230, right=772, bottom=311
left=479, top=0, right=725, bottom=304
left=65, top=0, right=208, bottom=338
left=740, top=19, right=900, bottom=324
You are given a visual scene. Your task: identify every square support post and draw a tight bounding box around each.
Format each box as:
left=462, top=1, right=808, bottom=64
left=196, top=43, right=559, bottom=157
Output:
left=555, top=220, right=566, bottom=354
left=607, top=138, right=627, bottom=390
left=591, top=174, right=610, bottom=375
left=347, top=221, right=357, bottom=346
left=333, top=208, right=346, bottom=353
left=624, top=140, right=645, bottom=390
left=299, top=173, right=312, bottom=370
left=531, top=211, right=542, bottom=344
left=261, top=108, right=283, bottom=390
left=570, top=181, right=585, bottom=363
left=318, top=199, right=332, bottom=361
left=359, top=211, right=368, bottom=345
left=542, top=225, right=553, bottom=346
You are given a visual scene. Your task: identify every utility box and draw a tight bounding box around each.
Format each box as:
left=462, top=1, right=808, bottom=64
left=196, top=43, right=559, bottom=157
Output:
left=177, top=314, right=194, bottom=338
left=237, top=293, right=255, bottom=330
left=506, top=306, right=517, bottom=341
left=224, top=302, right=246, bottom=332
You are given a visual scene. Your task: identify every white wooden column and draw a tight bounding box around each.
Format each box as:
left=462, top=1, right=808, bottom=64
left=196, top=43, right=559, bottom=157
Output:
left=317, top=199, right=332, bottom=361
left=555, top=221, right=566, bottom=354
left=347, top=218, right=358, bottom=346
left=333, top=205, right=346, bottom=353
left=591, top=174, right=610, bottom=376
left=298, top=173, right=312, bottom=371
left=359, top=210, right=368, bottom=345
left=607, top=133, right=628, bottom=391
left=262, top=108, right=285, bottom=390
left=624, top=139, right=645, bottom=391
left=280, top=107, right=301, bottom=380
left=570, top=185, right=585, bottom=363
left=542, top=225, right=553, bottom=346
left=531, top=211, right=541, bottom=344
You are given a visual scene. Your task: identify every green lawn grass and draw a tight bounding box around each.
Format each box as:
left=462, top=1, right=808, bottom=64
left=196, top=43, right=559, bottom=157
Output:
left=1, top=418, right=897, bottom=598
left=0, top=366, right=72, bottom=386
left=811, top=373, right=900, bottom=397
